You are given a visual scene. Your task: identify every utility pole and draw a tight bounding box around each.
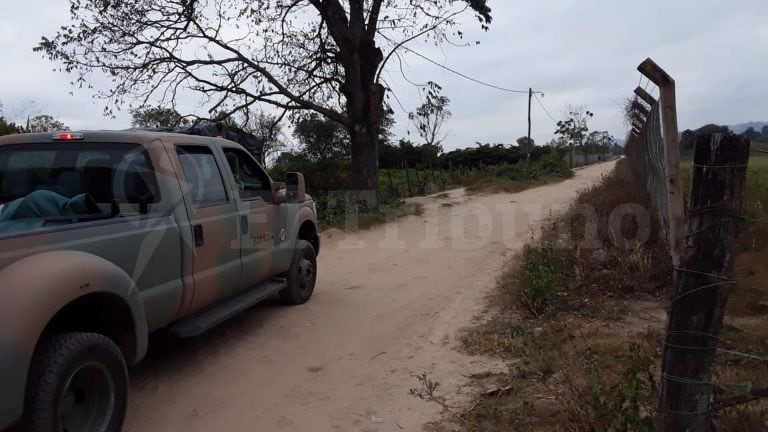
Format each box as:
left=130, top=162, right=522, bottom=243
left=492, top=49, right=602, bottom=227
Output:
left=527, top=87, right=532, bottom=164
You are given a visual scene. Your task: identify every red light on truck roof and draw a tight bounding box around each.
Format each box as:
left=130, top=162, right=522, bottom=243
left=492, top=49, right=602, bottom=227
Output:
left=52, top=132, right=84, bottom=141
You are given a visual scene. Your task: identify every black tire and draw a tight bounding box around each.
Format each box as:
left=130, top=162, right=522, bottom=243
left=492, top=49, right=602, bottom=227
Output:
left=23, top=333, right=128, bottom=432
left=279, top=240, right=317, bottom=305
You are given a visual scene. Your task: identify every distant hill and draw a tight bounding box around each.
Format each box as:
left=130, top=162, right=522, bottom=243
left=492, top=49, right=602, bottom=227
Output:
left=729, top=121, right=768, bottom=134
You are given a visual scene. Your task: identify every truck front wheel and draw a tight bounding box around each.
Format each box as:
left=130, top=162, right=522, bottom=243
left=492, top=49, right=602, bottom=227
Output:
left=279, top=240, right=317, bottom=305
left=23, top=332, right=128, bottom=432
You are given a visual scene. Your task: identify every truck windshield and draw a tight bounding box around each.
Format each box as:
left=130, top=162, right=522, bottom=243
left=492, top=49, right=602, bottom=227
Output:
left=0, top=143, right=160, bottom=235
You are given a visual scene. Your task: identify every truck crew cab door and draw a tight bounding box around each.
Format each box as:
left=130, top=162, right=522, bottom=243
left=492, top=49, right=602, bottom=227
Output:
left=221, top=147, right=282, bottom=288
left=174, top=144, right=242, bottom=313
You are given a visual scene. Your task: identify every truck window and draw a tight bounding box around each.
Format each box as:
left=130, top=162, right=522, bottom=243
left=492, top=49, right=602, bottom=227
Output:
left=222, top=148, right=272, bottom=201
left=0, top=143, right=160, bottom=235
left=176, top=146, right=229, bottom=207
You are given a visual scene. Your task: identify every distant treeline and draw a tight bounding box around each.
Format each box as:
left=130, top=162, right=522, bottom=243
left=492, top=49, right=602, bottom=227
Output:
left=681, top=123, right=768, bottom=151
left=378, top=140, right=562, bottom=170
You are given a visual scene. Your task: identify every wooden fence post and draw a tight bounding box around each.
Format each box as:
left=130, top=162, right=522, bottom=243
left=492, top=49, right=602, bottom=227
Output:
left=638, top=58, right=686, bottom=268
left=657, top=133, right=750, bottom=431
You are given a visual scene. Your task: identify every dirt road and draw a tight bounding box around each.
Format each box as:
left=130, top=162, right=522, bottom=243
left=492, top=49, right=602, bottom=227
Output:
left=125, top=161, right=616, bottom=432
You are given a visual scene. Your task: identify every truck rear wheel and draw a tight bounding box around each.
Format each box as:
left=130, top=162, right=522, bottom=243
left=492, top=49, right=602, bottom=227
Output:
left=23, top=332, right=128, bottom=432
left=279, top=240, right=317, bottom=305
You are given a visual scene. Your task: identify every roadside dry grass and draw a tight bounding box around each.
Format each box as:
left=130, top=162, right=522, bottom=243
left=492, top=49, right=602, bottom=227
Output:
left=415, top=153, right=768, bottom=431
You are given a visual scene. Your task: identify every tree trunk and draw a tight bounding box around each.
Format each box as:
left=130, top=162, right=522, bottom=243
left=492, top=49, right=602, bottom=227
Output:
left=349, top=122, right=380, bottom=194
left=319, top=1, right=385, bottom=197
left=338, top=26, right=385, bottom=197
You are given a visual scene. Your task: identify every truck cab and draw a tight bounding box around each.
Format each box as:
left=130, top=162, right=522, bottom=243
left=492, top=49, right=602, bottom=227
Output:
left=0, top=130, right=319, bottom=432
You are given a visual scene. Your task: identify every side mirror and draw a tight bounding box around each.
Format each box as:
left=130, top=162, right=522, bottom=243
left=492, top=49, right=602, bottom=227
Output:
left=286, top=172, right=306, bottom=203
left=272, top=181, right=287, bottom=205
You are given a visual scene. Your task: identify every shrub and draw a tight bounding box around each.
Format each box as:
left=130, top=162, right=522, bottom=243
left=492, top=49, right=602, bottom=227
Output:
left=564, top=342, right=657, bottom=432
left=505, top=243, right=573, bottom=318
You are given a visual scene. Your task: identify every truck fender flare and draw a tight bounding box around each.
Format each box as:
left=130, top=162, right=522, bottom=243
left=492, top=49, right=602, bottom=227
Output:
left=288, top=206, right=318, bottom=244
left=0, top=250, right=148, bottom=365
left=0, top=250, right=148, bottom=428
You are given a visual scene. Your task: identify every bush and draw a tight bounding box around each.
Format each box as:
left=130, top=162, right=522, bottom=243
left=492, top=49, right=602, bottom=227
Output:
left=505, top=244, right=573, bottom=318
left=564, top=342, right=657, bottom=432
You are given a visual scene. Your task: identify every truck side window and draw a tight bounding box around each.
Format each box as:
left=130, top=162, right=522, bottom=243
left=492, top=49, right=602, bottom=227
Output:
left=222, top=148, right=272, bottom=202
left=176, top=146, right=229, bottom=207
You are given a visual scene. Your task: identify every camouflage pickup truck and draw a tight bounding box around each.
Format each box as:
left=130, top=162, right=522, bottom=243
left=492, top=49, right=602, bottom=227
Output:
left=0, top=131, right=320, bottom=432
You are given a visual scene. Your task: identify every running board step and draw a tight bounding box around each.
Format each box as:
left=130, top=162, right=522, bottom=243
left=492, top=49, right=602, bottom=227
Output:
left=169, top=278, right=287, bottom=338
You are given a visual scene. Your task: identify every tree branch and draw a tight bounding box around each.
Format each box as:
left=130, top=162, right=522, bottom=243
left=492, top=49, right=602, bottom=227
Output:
left=374, top=6, right=467, bottom=84
left=366, top=0, right=384, bottom=38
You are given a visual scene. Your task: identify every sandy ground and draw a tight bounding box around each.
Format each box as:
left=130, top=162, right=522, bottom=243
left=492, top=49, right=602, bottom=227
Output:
left=124, top=160, right=616, bottom=432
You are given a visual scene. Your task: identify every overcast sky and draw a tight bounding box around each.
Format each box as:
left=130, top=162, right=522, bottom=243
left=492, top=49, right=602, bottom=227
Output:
left=1, top=0, right=766, bottom=151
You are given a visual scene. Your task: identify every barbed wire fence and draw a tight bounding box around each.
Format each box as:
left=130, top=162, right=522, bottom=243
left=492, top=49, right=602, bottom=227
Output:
left=623, top=58, right=758, bottom=431
left=624, top=58, right=686, bottom=268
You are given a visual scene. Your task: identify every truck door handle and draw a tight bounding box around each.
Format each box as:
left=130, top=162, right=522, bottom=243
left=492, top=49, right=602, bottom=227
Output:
left=193, top=224, right=205, bottom=247
left=240, top=215, right=249, bottom=235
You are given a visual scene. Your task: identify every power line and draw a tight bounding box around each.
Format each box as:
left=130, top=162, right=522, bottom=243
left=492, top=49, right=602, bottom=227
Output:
left=534, top=93, right=558, bottom=124
left=399, top=45, right=540, bottom=95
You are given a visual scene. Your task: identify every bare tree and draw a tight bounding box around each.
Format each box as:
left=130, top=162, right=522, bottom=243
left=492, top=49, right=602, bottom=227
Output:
left=35, top=0, right=492, bottom=194
left=242, top=111, right=288, bottom=164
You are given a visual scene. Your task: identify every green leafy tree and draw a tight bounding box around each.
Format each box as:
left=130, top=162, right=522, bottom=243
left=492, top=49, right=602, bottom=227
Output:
left=0, top=103, right=22, bottom=136
left=26, top=115, right=69, bottom=133
left=440, top=142, right=526, bottom=169
left=695, top=124, right=730, bottom=135
left=0, top=118, right=22, bottom=136
left=744, top=126, right=760, bottom=140
left=681, top=124, right=730, bottom=152
left=585, top=131, right=615, bottom=154
left=547, top=137, right=570, bottom=149
left=130, top=106, right=190, bottom=128
left=292, top=113, right=351, bottom=163
left=680, top=129, right=696, bottom=150
left=516, top=136, right=535, bottom=155
left=378, top=107, right=396, bottom=148
left=37, top=0, right=492, bottom=195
